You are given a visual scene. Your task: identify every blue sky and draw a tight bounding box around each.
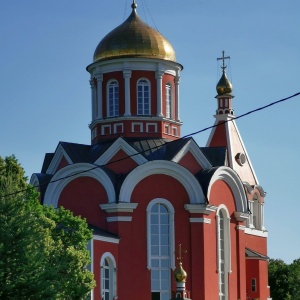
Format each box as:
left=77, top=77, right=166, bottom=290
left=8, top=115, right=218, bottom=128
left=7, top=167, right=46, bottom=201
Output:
left=1, top=1, right=299, bottom=263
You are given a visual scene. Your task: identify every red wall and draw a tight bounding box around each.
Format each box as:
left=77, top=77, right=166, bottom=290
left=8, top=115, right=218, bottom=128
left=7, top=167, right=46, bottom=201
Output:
left=58, top=177, right=108, bottom=229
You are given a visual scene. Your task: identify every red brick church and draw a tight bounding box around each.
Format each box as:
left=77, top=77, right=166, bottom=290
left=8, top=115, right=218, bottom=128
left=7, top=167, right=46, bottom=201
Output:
left=31, top=2, right=271, bottom=299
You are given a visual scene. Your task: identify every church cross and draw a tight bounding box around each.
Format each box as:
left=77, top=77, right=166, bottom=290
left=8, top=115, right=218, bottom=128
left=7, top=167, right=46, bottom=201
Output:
left=217, top=50, right=230, bottom=72
left=176, top=244, right=187, bottom=263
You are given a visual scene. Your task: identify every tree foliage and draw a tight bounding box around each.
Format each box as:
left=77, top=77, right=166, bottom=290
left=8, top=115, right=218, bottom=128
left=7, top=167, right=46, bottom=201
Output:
left=269, top=258, right=300, bottom=300
left=0, top=155, right=95, bottom=299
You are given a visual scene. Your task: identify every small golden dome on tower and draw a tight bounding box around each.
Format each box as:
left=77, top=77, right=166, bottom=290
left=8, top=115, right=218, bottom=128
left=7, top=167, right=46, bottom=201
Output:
left=174, top=262, right=187, bottom=283
left=216, top=71, right=233, bottom=95
left=93, top=2, right=176, bottom=62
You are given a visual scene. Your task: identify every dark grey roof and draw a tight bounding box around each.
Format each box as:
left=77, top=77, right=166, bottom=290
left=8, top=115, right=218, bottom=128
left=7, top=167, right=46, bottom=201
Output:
left=41, top=153, right=55, bottom=173
left=200, top=147, right=227, bottom=167
left=88, top=224, right=119, bottom=240
left=245, top=248, right=269, bottom=260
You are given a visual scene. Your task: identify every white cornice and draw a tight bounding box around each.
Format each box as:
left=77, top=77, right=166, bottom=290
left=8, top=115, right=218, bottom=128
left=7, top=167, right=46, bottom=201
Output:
left=107, top=216, right=133, bottom=222
left=189, top=218, right=211, bottom=224
left=100, top=203, right=138, bottom=213
left=234, top=211, right=249, bottom=222
left=184, top=204, right=217, bottom=215
left=92, top=235, right=120, bottom=244
left=244, top=228, right=268, bottom=238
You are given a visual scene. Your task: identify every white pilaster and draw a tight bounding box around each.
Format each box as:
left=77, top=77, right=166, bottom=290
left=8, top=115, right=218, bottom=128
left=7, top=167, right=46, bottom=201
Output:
left=95, top=73, right=103, bottom=119
left=90, top=78, right=97, bottom=121
left=156, top=70, right=164, bottom=117
left=175, top=75, right=180, bottom=121
left=123, top=69, right=132, bottom=116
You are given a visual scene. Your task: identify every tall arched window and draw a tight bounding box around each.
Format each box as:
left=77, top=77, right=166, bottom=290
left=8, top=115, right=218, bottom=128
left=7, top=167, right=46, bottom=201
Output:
left=147, top=199, right=175, bottom=300
left=100, top=253, right=117, bottom=300
left=217, top=206, right=231, bottom=300
left=137, top=79, right=150, bottom=115
left=108, top=80, right=119, bottom=117
left=165, top=83, right=172, bottom=119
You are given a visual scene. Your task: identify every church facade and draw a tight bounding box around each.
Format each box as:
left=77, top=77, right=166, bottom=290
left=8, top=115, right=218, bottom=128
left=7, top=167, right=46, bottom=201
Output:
left=31, top=2, right=271, bottom=299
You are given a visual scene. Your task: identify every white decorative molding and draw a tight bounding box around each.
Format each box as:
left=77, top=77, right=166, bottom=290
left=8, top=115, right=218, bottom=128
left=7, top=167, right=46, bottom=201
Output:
left=113, top=123, right=124, bottom=134
left=43, top=163, right=116, bottom=207
left=244, top=228, right=268, bottom=238
left=29, top=173, right=39, bottom=190
left=184, top=204, right=217, bottom=215
left=172, top=139, right=212, bottom=169
left=93, top=235, right=120, bottom=244
left=234, top=211, right=249, bottom=222
left=189, top=218, right=211, bottom=224
left=107, top=216, right=132, bottom=222
left=146, top=122, right=157, bottom=133
left=236, top=225, right=246, bottom=231
left=95, top=137, right=148, bottom=166
left=101, top=124, right=111, bottom=135
left=119, top=160, right=206, bottom=204
left=131, top=122, right=143, bottom=133
left=100, top=203, right=138, bottom=213
left=46, top=144, right=73, bottom=175
left=207, top=166, right=248, bottom=212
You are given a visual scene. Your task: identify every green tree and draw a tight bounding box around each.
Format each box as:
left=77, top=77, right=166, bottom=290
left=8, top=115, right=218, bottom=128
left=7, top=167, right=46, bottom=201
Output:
left=269, top=258, right=300, bottom=300
left=0, top=155, right=95, bottom=299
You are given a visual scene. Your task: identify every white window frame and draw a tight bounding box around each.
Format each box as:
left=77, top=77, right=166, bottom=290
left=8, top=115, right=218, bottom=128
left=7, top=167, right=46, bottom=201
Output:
left=113, top=123, right=124, bottom=134
left=107, top=80, right=119, bottom=117
left=147, top=199, right=175, bottom=300
left=216, top=205, right=231, bottom=300
left=146, top=123, right=157, bottom=133
left=100, top=252, right=117, bottom=300
left=101, top=125, right=111, bottom=135
left=137, top=78, right=151, bottom=115
left=131, top=122, right=143, bottom=133
left=165, top=83, right=172, bottom=119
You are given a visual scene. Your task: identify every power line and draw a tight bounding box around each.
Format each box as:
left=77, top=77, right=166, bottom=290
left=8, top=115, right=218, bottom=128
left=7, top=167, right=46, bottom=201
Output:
left=1, top=91, right=299, bottom=199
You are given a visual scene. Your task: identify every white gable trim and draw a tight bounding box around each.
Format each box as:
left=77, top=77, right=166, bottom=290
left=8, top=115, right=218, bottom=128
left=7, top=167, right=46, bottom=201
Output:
left=119, top=160, right=205, bottom=204
left=46, top=144, right=73, bottom=175
left=44, top=163, right=116, bottom=207
left=172, top=139, right=212, bottom=169
left=94, top=137, right=148, bottom=166
left=207, top=166, right=248, bottom=212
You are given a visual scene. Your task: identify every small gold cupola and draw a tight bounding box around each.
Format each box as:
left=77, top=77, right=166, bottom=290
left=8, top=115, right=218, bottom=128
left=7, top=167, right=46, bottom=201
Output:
left=215, top=51, right=235, bottom=116
left=171, top=245, right=191, bottom=300
left=216, top=51, right=233, bottom=96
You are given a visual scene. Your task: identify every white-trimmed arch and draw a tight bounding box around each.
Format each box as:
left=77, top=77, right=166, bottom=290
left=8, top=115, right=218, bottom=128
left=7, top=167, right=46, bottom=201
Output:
left=119, top=160, right=205, bottom=204
left=100, top=252, right=117, bottom=300
left=207, top=166, right=248, bottom=212
left=43, top=163, right=116, bottom=207
left=146, top=198, right=175, bottom=270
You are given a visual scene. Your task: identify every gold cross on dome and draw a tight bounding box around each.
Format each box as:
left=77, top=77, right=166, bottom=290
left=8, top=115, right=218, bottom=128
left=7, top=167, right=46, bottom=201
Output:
left=217, top=50, right=230, bottom=72
left=176, top=244, right=187, bottom=263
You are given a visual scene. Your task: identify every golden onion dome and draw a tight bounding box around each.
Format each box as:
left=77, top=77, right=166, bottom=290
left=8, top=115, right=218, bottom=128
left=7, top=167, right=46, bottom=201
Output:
left=93, top=2, right=176, bottom=62
left=174, top=262, right=187, bottom=283
left=216, top=70, right=233, bottom=95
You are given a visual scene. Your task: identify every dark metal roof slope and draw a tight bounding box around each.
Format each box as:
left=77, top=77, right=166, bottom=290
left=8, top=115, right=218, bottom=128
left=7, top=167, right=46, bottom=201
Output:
left=41, top=153, right=55, bottom=173
left=88, top=224, right=120, bottom=241
left=125, top=138, right=170, bottom=160
left=60, top=142, right=92, bottom=163
left=245, top=248, right=269, bottom=260
left=195, top=167, right=219, bottom=198
left=200, top=147, right=227, bottom=167
left=163, top=137, right=193, bottom=161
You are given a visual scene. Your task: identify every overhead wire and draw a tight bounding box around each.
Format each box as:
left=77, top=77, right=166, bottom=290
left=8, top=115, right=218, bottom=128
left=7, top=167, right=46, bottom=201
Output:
left=1, top=91, right=300, bottom=199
